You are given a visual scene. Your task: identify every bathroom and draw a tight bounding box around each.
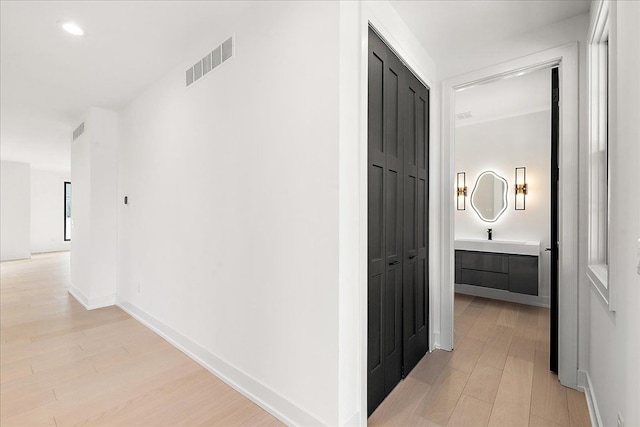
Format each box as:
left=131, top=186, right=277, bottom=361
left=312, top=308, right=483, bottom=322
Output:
left=453, top=66, right=556, bottom=360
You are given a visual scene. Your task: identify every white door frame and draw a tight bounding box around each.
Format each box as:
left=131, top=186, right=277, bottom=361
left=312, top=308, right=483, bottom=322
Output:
left=351, top=6, right=439, bottom=423
left=440, top=43, right=580, bottom=388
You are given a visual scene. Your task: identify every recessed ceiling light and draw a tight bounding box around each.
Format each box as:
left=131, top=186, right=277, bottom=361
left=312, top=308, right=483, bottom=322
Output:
left=61, top=22, right=84, bottom=36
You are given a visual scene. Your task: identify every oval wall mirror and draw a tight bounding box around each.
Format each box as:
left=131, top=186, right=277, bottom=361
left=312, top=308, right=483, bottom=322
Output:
left=470, top=171, right=508, bottom=223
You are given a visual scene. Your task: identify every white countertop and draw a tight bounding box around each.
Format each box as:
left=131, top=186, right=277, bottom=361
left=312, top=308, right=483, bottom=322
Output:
left=455, top=238, right=541, bottom=256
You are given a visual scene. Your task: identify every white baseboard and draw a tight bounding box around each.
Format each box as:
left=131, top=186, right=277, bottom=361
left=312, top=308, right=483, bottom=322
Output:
left=455, top=284, right=550, bottom=308
left=116, top=297, right=325, bottom=427
left=432, top=331, right=441, bottom=350
left=0, top=253, right=31, bottom=262
left=68, top=286, right=116, bottom=310
left=578, top=370, right=602, bottom=427
left=31, top=249, right=70, bottom=255
left=68, top=286, right=90, bottom=309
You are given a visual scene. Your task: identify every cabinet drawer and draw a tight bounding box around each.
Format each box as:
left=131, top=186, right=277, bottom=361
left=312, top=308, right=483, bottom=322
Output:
left=460, top=269, right=509, bottom=290
left=460, top=251, right=508, bottom=273
left=508, top=255, right=539, bottom=295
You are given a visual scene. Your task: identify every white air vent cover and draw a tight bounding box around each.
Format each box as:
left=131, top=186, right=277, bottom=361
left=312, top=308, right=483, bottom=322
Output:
left=72, top=122, right=85, bottom=140
left=185, top=35, right=234, bottom=88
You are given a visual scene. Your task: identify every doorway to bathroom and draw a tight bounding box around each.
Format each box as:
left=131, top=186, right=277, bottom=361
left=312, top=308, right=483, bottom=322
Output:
left=441, top=44, right=580, bottom=390
left=451, top=65, right=560, bottom=373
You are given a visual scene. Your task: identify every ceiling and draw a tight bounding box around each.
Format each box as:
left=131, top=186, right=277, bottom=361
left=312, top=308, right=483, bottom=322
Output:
left=390, top=0, right=591, bottom=64
left=455, top=67, right=551, bottom=127
left=0, top=1, right=254, bottom=172
left=1, top=1, right=590, bottom=172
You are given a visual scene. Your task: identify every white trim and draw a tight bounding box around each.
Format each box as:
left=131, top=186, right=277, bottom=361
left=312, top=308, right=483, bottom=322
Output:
left=441, top=43, right=580, bottom=388
left=433, top=331, right=441, bottom=349
left=587, top=0, right=613, bottom=311
left=68, top=286, right=116, bottom=310
left=115, top=298, right=324, bottom=427
left=578, top=370, right=603, bottom=427
left=0, top=254, right=32, bottom=262
left=68, top=286, right=89, bottom=308
left=588, top=0, right=610, bottom=43
left=455, top=285, right=550, bottom=308
left=586, top=264, right=609, bottom=306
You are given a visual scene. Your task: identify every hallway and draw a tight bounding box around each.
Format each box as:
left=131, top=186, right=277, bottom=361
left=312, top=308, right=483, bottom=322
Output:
left=370, top=294, right=591, bottom=426
left=1, top=255, right=594, bottom=426
left=0, top=253, right=282, bottom=426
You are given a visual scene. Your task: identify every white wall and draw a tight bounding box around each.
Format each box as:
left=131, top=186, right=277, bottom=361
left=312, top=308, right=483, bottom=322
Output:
left=88, top=108, right=118, bottom=304
left=587, top=1, right=640, bottom=426
left=337, top=3, right=362, bottom=424
left=30, top=169, right=70, bottom=254
left=438, top=13, right=590, bottom=81
left=0, top=160, right=30, bottom=261
left=455, top=111, right=551, bottom=301
left=70, top=127, right=92, bottom=301
left=70, top=107, right=118, bottom=309
left=117, top=2, right=340, bottom=425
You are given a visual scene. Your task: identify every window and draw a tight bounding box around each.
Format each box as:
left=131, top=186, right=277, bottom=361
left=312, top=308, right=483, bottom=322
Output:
left=64, top=182, right=71, bottom=241
left=587, top=0, right=612, bottom=309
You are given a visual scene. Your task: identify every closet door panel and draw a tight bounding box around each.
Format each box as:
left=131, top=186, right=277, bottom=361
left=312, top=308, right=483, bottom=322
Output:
left=367, top=27, right=404, bottom=415
left=367, top=29, right=386, bottom=414
left=403, top=72, right=429, bottom=376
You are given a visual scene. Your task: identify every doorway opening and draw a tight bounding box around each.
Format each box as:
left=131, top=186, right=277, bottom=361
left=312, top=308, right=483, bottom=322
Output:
left=441, top=43, right=580, bottom=390
left=452, top=66, right=560, bottom=372
left=64, top=181, right=71, bottom=242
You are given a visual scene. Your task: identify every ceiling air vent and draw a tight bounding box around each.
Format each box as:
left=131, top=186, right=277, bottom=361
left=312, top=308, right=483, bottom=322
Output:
left=72, top=122, right=85, bottom=140
left=185, top=35, right=234, bottom=88
left=456, top=111, right=472, bottom=120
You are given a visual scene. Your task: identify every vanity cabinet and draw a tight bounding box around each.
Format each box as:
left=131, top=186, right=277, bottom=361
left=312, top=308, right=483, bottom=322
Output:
left=455, top=250, right=538, bottom=295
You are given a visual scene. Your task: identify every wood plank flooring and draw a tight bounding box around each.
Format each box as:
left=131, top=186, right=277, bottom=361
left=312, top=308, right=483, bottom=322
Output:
left=0, top=252, right=283, bottom=426
left=2, top=253, right=592, bottom=426
left=370, top=293, right=592, bottom=427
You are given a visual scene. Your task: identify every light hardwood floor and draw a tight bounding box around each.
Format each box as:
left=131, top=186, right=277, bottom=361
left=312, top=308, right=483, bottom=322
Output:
left=370, top=293, right=592, bottom=427
left=0, top=252, right=283, bottom=426
left=2, top=253, right=592, bottom=427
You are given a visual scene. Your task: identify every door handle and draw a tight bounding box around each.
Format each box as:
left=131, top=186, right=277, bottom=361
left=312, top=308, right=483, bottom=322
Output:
left=409, top=255, right=416, bottom=259
left=389, top=261, right=400, bottom=266
left=545, top=248, right=552, bottom=251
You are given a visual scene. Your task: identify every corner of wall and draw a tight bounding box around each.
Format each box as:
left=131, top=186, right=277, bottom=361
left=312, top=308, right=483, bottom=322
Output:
left=68, top=285, right=90, bottom=309
left=578, top=370, right=604, bottom=427
left=68, top=286, right=116, bottom=310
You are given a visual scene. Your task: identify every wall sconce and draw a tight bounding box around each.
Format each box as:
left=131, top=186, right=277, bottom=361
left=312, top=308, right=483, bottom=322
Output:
left=515, top=167, right=527, bottom=210
left=456, top=172, right=467, bottom=210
